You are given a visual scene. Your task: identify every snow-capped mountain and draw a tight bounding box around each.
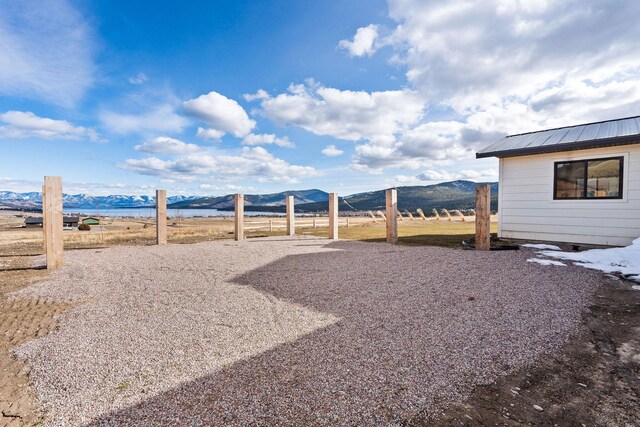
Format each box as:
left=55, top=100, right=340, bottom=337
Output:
left=0, top=191, right=42, bottom=202
left=0, top=192, right=199, bottom=210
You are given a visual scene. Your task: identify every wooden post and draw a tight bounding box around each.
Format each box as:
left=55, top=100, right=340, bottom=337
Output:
left=43, top=176, right=63, bottom=269
left=156, top=190, right=167, bottom=245
left=386, top=188, right=398, bottom=244
left=269, top=219, right=273, bottom=232
left=475, top=184, right=491, bottom=251
left=454, top=210, right=466, bottom=222
left=286, top=195, right=295, bottom=236
left=42, top=184, right=47, bottom=255
left=328, top=192, right=338, bottom=240
left=234, top=194, right=244, bottom=241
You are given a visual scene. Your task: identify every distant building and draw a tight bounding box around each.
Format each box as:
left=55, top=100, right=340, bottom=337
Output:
left=477, top=115, right=640, bottom=246
left=24, top=216, right=80, bottom=229
left=24, top=217, right=43, bottom=228
left=82, top=217, right=101, bottom=225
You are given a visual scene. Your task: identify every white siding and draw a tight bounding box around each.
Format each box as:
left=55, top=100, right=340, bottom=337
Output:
left=499, top=144, right=640, bottom=246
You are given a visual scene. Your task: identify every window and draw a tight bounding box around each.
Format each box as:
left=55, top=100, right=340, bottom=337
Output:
left=554, top=156, right=623, bottom=199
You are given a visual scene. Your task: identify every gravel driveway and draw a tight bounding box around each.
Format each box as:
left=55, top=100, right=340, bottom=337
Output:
left=13, top=236, right=602, bottom=426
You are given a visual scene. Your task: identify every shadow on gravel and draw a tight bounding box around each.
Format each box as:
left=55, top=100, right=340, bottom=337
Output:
left=0, top=265, right=46, bottom=272
left=85, top=240, right=605, bottom=426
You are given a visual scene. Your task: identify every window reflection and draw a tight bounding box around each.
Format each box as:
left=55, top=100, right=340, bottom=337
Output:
left=554, top=157, right=622, bottom=200
left=587, top=159, right=620, bottom=198
left=555, top=161, right=585, bottom=198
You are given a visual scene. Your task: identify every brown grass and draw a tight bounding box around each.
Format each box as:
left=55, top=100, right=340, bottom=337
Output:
left=0, top=214, right=497, bottom=255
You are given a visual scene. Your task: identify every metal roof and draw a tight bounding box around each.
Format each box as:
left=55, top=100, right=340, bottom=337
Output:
left=25, top=216, right=79, bottom=224
left=476, top=115, right=640, bottom=158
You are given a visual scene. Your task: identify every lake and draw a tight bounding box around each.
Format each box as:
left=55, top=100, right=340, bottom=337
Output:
left=63, top=208, right=285, bottom=218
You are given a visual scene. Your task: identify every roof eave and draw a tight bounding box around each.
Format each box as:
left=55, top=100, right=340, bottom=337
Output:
left=476, top=135, right=640, bottom=159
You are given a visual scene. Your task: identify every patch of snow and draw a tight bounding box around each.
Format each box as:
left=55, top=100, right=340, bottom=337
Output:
left=541, top=237, right=640, bottom=283
left=527, top=258, right=566, bottom=267
left=522, top=243, right=562, bottom=250
left=632, top=285, right=640, bottom=291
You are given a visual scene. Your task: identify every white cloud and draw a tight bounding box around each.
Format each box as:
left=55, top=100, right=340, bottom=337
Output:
left=183, top=91, right=255, bottom=138
left=128, top=72, right=148, bottom=85
left=392, top=175, right=422, bottom=185
left=243, top=89, right=270, bottom=102
left=122, top=146, right=320, bottom=183
left=0, top=0, right=94, bottom=106
left=321, top=144, right=344, bottom=157
left=0, top=111, right=102, bottom=142
left=380, top=0, right=640, bottom=117
left=390, top=168, right=498, bottom=186
left=135, top=136, right=201, bottom=154
left=329, top=0, right=640, bottom=172
left=338, top=24, right=380, bottom=57
left=100, top=104, right=190, bottom=135
left=260, top=80, right=424, bottom=142
left=416, top=168, right=499, bottom=182
left=242, top=133, right=294, bottom=148
left=351, top=119, right=496, bottom=171
left=199, top=183, right=256, bottom=193
left=196, top=127, right=225, bottom=141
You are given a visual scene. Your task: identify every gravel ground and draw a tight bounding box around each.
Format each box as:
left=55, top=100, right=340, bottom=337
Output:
left=13, top=237, right=602, bottom=426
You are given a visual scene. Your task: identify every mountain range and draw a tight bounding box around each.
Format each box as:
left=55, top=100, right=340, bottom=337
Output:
left=0, top=192, right=197, bottom=210
left=0, top=181, right=498, bottom=212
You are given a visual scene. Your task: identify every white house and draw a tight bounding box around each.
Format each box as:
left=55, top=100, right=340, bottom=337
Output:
left=477, top=116, right=640, bottom=246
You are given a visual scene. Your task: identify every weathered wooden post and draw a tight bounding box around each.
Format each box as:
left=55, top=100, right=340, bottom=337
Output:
left=235, top=194, right=244, bottom=241
left=328, top=192, right=338, bottom=240
left=453, top=210, right=466, bottom=222
left=386, top=188, right=398, bottom=244
left=43, top=176, right=63, bottom=269
left=286, top=195, right=295, bottom=236
left=42, top=184, right=47, bottom=254
left=269, top=219, right=273, bottom=232
left=475, top=184, right=491, bottom=251
left=156, top=189, right=167, bottom=245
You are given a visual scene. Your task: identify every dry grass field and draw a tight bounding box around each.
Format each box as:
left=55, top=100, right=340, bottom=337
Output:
left=0, top=211, right=497, bottom=256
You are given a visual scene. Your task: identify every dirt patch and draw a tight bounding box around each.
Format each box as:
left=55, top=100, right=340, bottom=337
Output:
left=408, top=275, right=640, bottom=426
left=0, top=256, right=71, bottom=426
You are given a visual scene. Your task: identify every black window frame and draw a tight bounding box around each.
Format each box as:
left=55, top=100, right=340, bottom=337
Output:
left=553, top=156, right=624, bottom=200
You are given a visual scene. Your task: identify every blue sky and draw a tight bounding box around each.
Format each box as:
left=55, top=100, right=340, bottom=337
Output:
left=1, top=0, right=639, bottom=196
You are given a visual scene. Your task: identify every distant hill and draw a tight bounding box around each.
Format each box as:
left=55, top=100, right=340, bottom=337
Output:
left=0, top=181, right=498, bottom=212
left=293, top=180, right=499, bottom=213
left=169, top=189, right=329, bottom=210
